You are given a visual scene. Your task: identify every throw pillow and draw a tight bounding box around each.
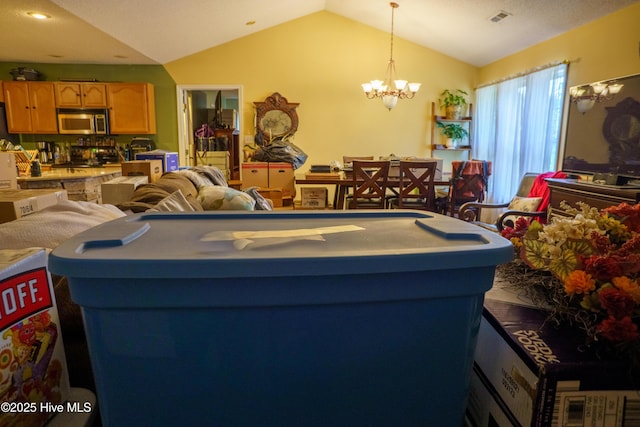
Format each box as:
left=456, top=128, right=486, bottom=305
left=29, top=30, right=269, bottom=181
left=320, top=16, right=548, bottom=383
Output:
left=198, top=186, right=255, bottom=211
left=503, top=196, right=543, bottom=228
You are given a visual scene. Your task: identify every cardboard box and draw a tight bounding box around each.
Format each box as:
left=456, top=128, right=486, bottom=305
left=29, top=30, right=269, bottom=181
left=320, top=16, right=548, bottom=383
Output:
left=242, top=162, right=296, bottom=198
left=0, top=152, right=18, bottom=190
left=257, top=188, right=283, bottom=208
left=197, top=151, right=230, bottom=178
left=121, top=160, right=163, bottom=183
left=241, top=162, right=269, bottom=189
left=299, top=187, right=328, bottom=209
left=0, top=248, right=71, bottom=427
left=388, top=158, right=444, bottom=181
left=0, top=189, right=68, bottom=223
left=268, top=162, right=295, bottom=198
left=135, top=150, right=179, bottom=173
left=466, top=364, right=518, bottom=427
left=101, top=175, right=149, bottom=205
left=471, top=298, right=639, bottom=427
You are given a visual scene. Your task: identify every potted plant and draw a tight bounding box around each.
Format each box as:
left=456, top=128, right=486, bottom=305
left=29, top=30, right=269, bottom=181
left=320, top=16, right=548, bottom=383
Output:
left=439, top=89, right=468, bottom=119
left=437, top=121, right=469, bottom=148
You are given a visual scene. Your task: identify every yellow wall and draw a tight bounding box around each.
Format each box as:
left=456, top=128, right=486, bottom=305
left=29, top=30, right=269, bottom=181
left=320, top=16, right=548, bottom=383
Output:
left=479, top=3, right=640, bottom=89
left=165, top=4, right=640, bottom=176
left=164, top=11, right=477, bottom=168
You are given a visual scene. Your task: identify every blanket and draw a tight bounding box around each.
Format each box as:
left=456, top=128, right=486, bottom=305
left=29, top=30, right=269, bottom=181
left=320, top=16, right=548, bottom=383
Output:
left=0, top=199, right=125, bottom=250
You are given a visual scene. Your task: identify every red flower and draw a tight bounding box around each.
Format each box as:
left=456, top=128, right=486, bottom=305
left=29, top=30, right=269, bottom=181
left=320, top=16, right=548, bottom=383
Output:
left=604, top=203, right=640, bottom=233
left=583, top=255, right=623, bottom=281
left=597, top=316, right=640, bottom=342
left=599, top=287, right=636, bottom=319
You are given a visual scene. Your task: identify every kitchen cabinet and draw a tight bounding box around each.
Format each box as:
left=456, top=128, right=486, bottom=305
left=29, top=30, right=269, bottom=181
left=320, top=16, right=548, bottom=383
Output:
left=3, top=81, right=58, bottom=134
left=107, top=83, right=156, bottom=134
left=55, top=82, right=107, bottom=108
left=430, top=102, right=473, bottom=159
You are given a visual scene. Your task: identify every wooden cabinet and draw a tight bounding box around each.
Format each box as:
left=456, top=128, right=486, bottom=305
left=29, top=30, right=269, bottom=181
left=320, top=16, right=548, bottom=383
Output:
left=107, top=83, right=156, bottom=134
left=55, top=82, right=107, bottom=108
left=430, top=102, right=472, bottom=159
left=3, top=81, right=58, bottom=134
left=546, top=178, right=640, bottom=217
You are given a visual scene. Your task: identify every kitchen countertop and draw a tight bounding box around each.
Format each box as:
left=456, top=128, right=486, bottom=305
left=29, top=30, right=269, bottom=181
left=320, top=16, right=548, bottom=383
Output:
left=17, top=165, right=122, bottom=182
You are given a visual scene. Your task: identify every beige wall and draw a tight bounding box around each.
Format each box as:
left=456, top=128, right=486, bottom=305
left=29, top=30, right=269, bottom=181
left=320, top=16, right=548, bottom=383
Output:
left=164, top=11, right=477, bottom=168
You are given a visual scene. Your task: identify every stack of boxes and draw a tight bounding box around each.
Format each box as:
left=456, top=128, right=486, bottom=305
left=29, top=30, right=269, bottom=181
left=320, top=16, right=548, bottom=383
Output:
left=241, top=162, right=295, bottom=208
left=0, top=152, right=17, bottom=190
left=467, top=294, right=640, bottom=427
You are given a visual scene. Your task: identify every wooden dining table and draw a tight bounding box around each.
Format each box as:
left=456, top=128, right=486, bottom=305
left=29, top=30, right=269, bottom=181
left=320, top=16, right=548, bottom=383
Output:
left=295, top=172, right=451, bottom=209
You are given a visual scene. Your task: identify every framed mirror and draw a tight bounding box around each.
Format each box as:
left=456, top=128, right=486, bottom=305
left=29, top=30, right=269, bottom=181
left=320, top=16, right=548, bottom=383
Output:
left=254, top=92, right=299, bottom=143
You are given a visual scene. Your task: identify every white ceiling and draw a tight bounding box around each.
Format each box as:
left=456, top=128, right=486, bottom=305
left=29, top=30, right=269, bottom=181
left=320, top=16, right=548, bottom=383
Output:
left=1, top=0, right=638, bottom=67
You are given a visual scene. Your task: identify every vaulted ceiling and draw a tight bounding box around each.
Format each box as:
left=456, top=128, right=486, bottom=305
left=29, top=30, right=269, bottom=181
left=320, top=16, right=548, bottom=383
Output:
left=2, top=0, right=638, bottom=67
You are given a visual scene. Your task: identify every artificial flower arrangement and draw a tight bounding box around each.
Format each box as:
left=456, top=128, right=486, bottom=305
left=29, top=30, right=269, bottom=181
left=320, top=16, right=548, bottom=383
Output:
left=500, top=201, right=640, bottom=358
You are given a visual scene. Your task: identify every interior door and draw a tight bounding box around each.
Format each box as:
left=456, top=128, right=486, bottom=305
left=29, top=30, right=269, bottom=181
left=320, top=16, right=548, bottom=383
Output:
left=176, top=85, right=241, bottom=167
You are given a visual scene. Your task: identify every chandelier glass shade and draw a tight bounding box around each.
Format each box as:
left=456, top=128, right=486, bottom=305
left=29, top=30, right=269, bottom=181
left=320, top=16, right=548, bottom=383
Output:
left=361, top=2, right=420, bottom=110
left=569, top=81, right=624, bottom=113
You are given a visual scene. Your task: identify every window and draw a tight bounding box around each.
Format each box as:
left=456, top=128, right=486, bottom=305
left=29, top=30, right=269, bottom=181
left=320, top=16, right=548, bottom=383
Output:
left=473, top=63, right=567, bottom=222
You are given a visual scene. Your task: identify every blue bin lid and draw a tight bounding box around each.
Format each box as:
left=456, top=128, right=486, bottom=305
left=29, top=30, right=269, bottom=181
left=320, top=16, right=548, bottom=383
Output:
left=48, top=210, right=514, bottom=279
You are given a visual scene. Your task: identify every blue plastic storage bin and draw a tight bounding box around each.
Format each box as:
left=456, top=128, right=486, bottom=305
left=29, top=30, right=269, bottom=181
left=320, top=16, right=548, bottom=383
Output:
left=49, top=210, right=513, bottom=427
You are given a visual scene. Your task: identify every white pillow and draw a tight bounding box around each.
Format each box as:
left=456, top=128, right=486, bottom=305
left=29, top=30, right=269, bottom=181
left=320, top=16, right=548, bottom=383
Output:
left=197, top=186, right=255, bottom=211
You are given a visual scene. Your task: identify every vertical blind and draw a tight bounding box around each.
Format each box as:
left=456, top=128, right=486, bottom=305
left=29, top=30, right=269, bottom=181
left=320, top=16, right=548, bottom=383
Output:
left=473, top=62, right=567, bottom=222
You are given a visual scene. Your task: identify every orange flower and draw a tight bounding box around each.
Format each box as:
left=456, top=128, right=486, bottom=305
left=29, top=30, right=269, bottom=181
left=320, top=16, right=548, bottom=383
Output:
left=612, top=276, right=640, bottom=304
left=564, top=270, right=596, bottom=296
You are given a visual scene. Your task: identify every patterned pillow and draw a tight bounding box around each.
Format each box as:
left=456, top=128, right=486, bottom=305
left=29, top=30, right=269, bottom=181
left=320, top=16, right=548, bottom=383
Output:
left=503, top=196, right=543, bottom=227
left=507, top=196, right=542, bottom=212
left=197, top=185, right=255, bottom=211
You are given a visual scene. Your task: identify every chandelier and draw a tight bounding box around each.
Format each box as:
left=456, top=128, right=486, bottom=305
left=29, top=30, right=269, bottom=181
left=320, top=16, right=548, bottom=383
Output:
left=361, top=2, right=420, bottom=110
left=569, top=81, right=624, bottom=113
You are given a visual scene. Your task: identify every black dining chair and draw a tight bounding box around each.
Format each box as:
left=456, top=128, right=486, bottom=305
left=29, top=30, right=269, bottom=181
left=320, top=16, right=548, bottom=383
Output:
left=388, top=160, right=438, bottom=211
left=347, top=160, right=390, bottom=209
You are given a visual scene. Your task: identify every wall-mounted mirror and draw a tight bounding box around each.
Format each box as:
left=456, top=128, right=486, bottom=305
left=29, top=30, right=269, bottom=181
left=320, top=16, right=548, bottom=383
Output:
left=563, top=73, right=640, bottom=179
left=254, top=92, right=299, bottom=144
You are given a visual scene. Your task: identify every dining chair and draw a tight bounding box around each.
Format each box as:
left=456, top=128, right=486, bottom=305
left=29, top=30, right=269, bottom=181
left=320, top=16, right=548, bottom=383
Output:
left=340, top=156, right=375, bottom=207
left=388, top=160, right=438, bottom=211
left=347, top=160, right=390, bottom=209
left=443, top=160, right=492, bottom=217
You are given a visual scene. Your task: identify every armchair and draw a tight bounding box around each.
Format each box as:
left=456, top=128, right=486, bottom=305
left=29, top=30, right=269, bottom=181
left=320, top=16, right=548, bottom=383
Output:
left=459, top=172, right=546, bottom=232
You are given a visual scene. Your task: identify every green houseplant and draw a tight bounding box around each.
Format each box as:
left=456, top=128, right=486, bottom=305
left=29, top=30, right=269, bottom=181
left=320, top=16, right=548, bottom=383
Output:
left=437, top=121, right=469, bottom=148
left=439, top=89, right=469, bottom=119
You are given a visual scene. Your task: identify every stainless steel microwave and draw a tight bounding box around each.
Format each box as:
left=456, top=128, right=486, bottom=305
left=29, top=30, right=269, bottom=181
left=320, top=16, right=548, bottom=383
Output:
left=57, top=112, right=108, bottom=135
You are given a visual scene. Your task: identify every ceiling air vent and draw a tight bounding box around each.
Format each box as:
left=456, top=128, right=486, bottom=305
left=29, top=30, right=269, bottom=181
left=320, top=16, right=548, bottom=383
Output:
left=489, top=10, right=512, bottom=23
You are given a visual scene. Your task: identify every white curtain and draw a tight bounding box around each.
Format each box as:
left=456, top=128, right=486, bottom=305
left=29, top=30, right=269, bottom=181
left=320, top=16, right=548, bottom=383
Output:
left=473, top=63, right=567, bottom=223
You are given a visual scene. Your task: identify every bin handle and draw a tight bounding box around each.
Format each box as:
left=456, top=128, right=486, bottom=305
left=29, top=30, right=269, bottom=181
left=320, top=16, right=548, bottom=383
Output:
left=77, top=222, right=151, bottom=253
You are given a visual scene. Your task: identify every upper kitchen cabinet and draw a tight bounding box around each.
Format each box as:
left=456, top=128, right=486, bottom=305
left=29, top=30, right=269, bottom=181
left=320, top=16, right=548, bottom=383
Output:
left=55, top=82, right=108, bottom=108
left=107, top=83, right=156, bottom=134
left=4, top=81, right=58, bottom=134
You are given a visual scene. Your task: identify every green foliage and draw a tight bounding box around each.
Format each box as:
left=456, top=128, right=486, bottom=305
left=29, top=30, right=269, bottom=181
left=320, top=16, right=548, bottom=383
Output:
left=439, top=89, right=468, bottom=108
left=436, top=121, right=468, bottom=140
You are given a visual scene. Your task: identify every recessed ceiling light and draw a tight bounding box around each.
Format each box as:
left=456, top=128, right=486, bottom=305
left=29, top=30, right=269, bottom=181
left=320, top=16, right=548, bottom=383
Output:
left=27, top=12, right=51, bottom=20
left=245, top=20, right=256, bottom=26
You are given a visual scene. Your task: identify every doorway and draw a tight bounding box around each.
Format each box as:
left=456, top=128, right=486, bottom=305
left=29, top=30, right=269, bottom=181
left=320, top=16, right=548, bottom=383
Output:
left=176, top=85, right=242, bottom=167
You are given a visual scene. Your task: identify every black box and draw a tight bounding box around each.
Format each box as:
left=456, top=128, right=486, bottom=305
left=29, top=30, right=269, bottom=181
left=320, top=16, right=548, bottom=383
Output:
left=469, top=298, right=640, bottom=427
